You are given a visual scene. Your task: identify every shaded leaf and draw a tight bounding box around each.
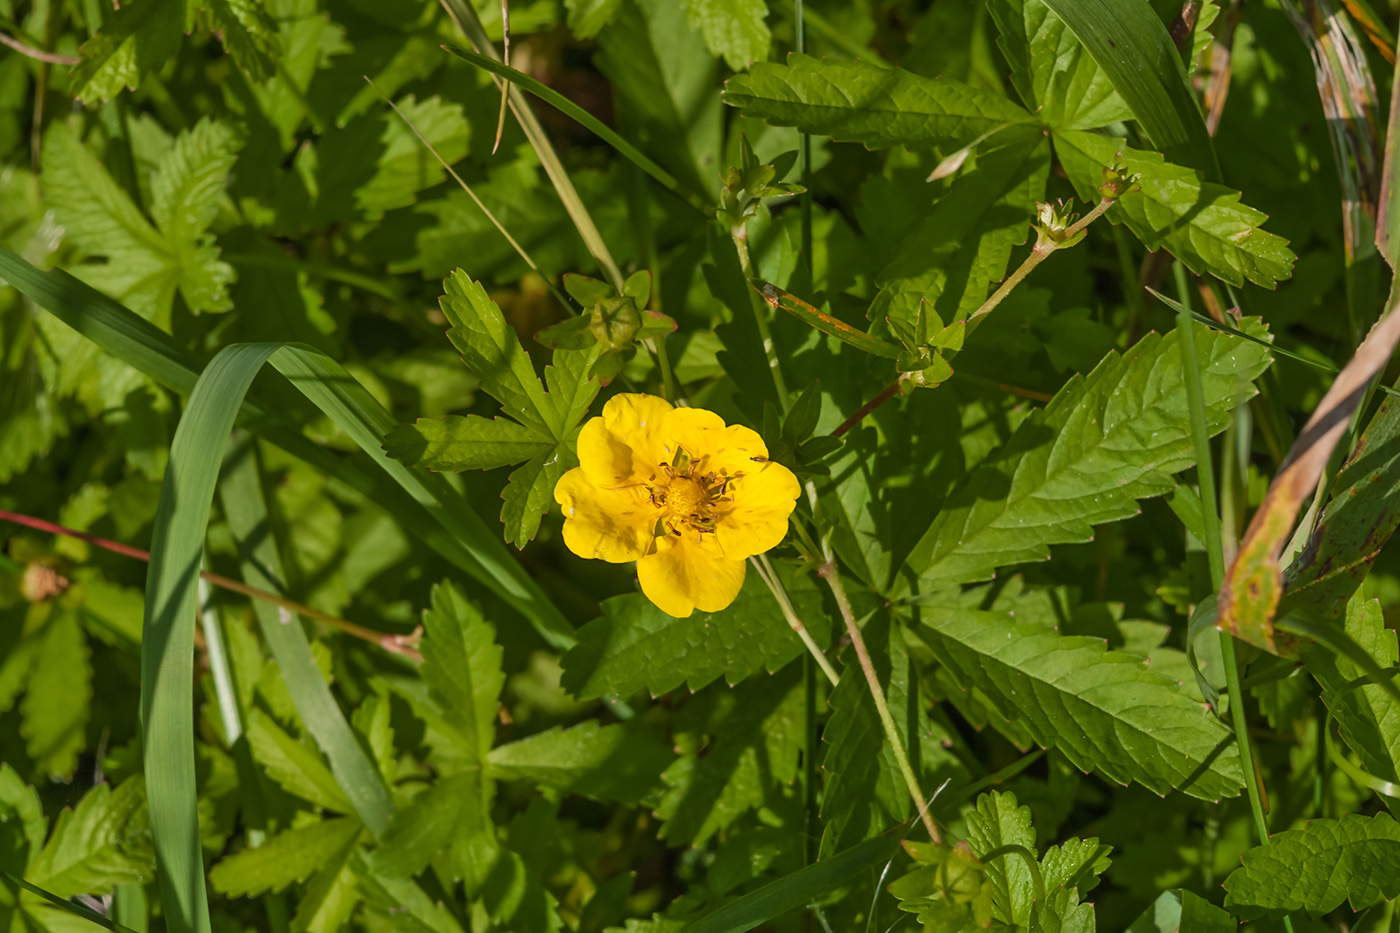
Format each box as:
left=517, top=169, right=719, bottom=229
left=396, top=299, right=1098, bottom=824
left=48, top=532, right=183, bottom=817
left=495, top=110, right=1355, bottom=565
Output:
left=209, top=818, right=363, bottom=898
left=486, top=721, right=674, bottom=806
left=27, top=778, right=153, bottom=899
left=69, top=0, right=187, bottom=104
left=681, top=0, right=770, bottom=70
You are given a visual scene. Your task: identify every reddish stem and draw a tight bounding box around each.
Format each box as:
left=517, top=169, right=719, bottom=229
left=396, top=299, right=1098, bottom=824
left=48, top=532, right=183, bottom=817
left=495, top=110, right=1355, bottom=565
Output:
left=831, top=381, right=900, bottom=438
left=0, top=509, right=422, bottom=662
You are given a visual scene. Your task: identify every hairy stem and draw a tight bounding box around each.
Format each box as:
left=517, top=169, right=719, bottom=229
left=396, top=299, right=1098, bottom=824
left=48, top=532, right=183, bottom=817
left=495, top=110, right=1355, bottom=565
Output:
left=0, top=509, right=422, bottom=661
left=753, top=554, right=839, bottom=686
left=820, top=555, right=942, bottom=843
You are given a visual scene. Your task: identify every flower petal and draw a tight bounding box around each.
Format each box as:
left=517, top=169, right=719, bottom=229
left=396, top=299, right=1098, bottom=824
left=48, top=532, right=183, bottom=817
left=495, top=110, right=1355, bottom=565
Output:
left=555, top=467, right=657, bottom=563
left=664, top=409, right=769, bottom=477
left=577, top=393, right=674, bottom=487
left=714, top=460, right=801, bottom=560
left=637, top=532, right=746, bottom=618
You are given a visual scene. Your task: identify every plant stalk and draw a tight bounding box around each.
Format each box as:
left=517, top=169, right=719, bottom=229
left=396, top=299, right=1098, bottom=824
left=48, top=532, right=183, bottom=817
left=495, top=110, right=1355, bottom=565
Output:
left=0, top=509, right=422, bottom=661
left=732, top=227, right=790, bottom=408
left=753, top=554, right=839, bottom=686
left=819, top=555, right=942, bottom=843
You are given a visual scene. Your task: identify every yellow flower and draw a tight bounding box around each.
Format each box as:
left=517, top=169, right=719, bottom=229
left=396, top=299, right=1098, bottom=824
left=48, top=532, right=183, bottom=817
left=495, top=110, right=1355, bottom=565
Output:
left=554, top=394, right=801, bottom=618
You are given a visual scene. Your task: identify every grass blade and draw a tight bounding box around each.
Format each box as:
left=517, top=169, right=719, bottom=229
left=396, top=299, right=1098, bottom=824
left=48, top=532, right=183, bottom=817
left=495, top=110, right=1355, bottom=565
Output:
left=442, top=43, right=710, bottom=215
left=220, top=436, right=395, bottom=837
left=1037, top=0, right=1220, bottom=179
left=0, top=247, right=575, bottom=649
left=685, top=830, right=905, bottom=933
left=0, top=869, right=141, bottom=933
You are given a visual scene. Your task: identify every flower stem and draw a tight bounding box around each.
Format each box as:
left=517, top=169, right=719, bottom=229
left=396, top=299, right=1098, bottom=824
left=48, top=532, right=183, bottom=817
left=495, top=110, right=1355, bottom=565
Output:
left=0, top=509, right=423, bottom=662
left=647, top=337, right=679, bottom=403
left=819, top=553, right=942, bottom=843
left=732, top=227, right=790, bottom=409
left=752, top=554, right=839, bottom=686
left=831, top=380, right=900, bottom=437
left=966, top=197, right=1115, bottom=336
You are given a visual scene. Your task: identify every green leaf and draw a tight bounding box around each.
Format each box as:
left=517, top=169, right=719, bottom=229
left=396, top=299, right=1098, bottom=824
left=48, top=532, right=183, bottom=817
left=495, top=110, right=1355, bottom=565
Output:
left=1304, top=593, right=1400, bottom=789
left=419, top=580, right=504, bottom=769
left=966, top=792, right=1037, bottom=926
left=383, top=417, right=555, bottom=472
left=685, top=831, right=905, bottom=933
left=902, top=321, right=1273, bottom=592
left=392, top=272, right=600, bottom=547
left=907, top=605, right=1244, bottom=800
left=1127, top=890, right=1237, bottom=933
left=560, top=562, right=829, bottom=700
left=1034, top=0, right=1219, bottom=177
left=1284, top=378, right=1400, bottom=620
left=721, top=53, right=1033, bottom=153
left=1054, top=130, right=1295, bottom=288
left=1223, top=812, right=1400, bottom=919
left=290, top=842, right=361, bottom=932
left=27, top=778, right=153, bottom=899
left=487, top=721, right=674, bottom=806
left=245, top=711, right=353, bottom=815
left=209, top=818, right=363, bottom=898
left=149, top=118, right=242, bottom=252
left=368, top=773, right=481, bottom=881
left=69, top=0, right=188, bottom=104
left=20, top=612, right=91, bottom=781
left=654, top=667, right=805, bottom=845
left=203, top=0, right=280, bottom=82
left=988, top=0, right=1133, bottom=129
left=680, top=0, right=770, bottom=70
left=871, top=126, right=1050, bottom=329
left=565, top=0, right=622, bottom=37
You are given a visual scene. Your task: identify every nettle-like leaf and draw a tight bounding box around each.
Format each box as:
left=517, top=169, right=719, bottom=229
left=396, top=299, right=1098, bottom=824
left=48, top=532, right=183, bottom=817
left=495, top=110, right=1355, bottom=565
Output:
left=1305, top=593, right=1400, bottom=787
left=384, top=273, right=600, bottom=547
left=69, top=0, right=187, bottom=104
left=902, top=320, right=1274, bottom=593
left=988, top=0, right=1133, bottom=130
left=908, top=605, right=1244, bottom=800
left=202, top=0, right=280, bottom=83
left=560, top=560, right=828, bottom=700
left=870, top=125, right=1050, bottom=331
left=42, top=119, right=243, bottom=327
left=246, top=710, right=353, bottom=814
left=722, top=53, right=1034, bottom=153
left=654, top=666, right=804, bottom=845
left=1223, top=812, right=1400, bottom=919
left=486, top=721, right=675, bottom=806
left=681, top=0, right=770, bottom=71
left=1054, top=130, right=1295, bottom=288
left=210, top=817, right=363, bottom=897
left=19, top=611, right=91, bottom=781
left=418, top=581, right=504, bottom=771
left=26, top=777, right=153, bottom=898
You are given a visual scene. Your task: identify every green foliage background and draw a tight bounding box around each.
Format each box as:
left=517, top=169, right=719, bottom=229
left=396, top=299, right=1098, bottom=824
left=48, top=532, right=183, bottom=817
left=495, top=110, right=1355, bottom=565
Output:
left=5, top=0, right=1400, bottom=930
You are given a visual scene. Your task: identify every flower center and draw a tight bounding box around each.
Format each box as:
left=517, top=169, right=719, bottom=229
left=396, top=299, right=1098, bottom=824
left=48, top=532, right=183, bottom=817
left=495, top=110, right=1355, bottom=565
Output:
left=665, top=476, right=708, bottom=518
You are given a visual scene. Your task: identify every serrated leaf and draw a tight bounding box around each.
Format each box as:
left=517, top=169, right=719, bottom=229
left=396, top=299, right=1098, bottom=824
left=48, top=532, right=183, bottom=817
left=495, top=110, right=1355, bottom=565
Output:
left=150, top=119, right=243, bottom=250
left=1127, top=889, right=1237, bottom=933
left=368, top=773, right=482, bottom=881
left=209, top=817, right=363, bottom=897
left=1223, top=812, right=1400, bottom=919
left=1054, top=129, right=1295, bottom=288
left=0, top=765, right=46, bottom=876
left=205, top=0, right=280, bottom=82
left=19, top=612, right=91, bottom=780
left=902, top=321, right=1273, bottom=592
left=681, top=0, right=770, bottom=70
left=69, top=0, right=188, bottom=104
left=27, top=778, right=153, bottom=898
left=966, top=791, right=1037, bottom=925
left=486, top=721, right=674, bottom=806
left=871, top=126, right=1051, bottom=329
left=654, top=667, right=804, bottom=844
left=560, top=561, right=829, bottom=700
left=908, top=606, right=1243, bottom=800
left=1304, top=594, right=1400, bottom=788
left=291, top=843, right=361, bottom=933
left=419, top=581, right=504, bottom=769
left=722, top=53, right=1033, bottom=153
left=246, top=710, right=353, bottom=814
left=383, top=417, right=555, bottom=471
left=989, top=0, right=1134, bottom=130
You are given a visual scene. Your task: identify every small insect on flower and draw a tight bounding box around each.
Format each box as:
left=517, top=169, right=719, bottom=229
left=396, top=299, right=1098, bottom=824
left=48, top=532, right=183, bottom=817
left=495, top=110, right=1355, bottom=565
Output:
left=554, top=394, right=801, bottom=618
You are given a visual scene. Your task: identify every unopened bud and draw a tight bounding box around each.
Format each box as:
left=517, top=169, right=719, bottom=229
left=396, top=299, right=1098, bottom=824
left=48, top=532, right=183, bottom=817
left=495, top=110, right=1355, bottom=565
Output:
left=22, top=562, right=69, bottom=602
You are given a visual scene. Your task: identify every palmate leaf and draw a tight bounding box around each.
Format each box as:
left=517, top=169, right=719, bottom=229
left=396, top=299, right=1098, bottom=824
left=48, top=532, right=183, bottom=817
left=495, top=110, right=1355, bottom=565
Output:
left=1223, top=812, right=1400, bottom=919
left=486, top=721, right=674, bottom=806
left=560, top=561, right=829, bottom=700
left=1053, top=130, right=1295, bottom=288
left=385, top=272, right=599, bottom=547
left=680, top=0, right=770, bottom=70
left=908, top=606, right=1244, bottom=800
left=901, top=320, right=1273, bottom=593
left=209, top=818, right=363, bottom=897
left=69, top=0, right=187, bottom=104
left=870, top=125, right=1050, bottom=329
left=721, top=53, right=1034, bottom=153
left=654, top=666, right=804, bottom=845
